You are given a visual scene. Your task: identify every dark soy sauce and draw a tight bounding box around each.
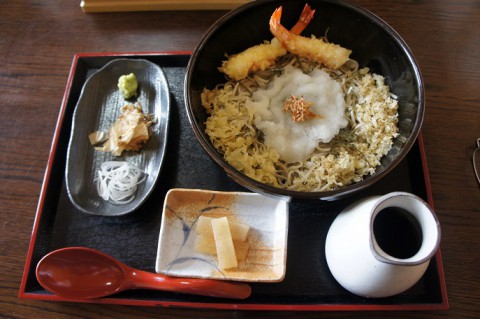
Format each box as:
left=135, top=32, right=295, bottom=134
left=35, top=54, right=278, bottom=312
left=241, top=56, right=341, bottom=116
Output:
left=373, top=207, right=423, bottom=259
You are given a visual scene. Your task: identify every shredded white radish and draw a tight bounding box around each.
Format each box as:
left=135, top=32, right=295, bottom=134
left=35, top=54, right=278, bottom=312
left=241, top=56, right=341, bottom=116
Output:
left=96, top=161, right=146, bottom=204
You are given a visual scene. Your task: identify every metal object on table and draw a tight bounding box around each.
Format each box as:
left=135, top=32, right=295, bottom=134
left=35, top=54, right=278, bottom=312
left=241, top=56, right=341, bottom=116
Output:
left=474, top=138, right=480, bottom=185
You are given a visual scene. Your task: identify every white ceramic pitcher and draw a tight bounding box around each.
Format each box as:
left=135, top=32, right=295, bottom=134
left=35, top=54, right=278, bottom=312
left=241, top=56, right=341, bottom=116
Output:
left=325, top=192, right=441, bottom=298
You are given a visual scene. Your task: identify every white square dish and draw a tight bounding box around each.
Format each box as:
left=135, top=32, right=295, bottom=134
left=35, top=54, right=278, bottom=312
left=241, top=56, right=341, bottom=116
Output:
left=155, top=188, right=289, bottom=282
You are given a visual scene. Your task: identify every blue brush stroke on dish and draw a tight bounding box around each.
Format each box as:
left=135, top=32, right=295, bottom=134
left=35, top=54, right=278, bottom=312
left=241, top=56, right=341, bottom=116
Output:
left=165, top=204, right=191, bottom=246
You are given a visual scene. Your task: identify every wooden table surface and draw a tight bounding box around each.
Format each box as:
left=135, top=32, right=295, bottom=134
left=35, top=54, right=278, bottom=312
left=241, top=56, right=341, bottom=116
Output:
left=1, top=0, right=479, bottom=318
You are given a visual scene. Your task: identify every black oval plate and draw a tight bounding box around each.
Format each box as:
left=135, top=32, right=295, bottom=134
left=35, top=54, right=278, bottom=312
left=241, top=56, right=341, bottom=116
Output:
left=65, top=59, right=170, bottom=216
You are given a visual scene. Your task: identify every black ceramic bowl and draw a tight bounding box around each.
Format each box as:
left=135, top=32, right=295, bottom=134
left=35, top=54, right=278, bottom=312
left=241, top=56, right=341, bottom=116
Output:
left=185, top=0, right=424, bottom=200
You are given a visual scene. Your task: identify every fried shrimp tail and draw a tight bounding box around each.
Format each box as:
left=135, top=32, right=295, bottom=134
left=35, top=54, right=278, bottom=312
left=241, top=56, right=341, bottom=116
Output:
left=290, top=4, right=316, bottom=35
left=269, top=6, right=351, bottom=70
left=219, top=4, right=316, bottom=81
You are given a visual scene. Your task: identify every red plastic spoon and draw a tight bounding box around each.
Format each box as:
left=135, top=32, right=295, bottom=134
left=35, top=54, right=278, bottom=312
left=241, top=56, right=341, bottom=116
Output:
left=35, top=247, right=251, bottom=300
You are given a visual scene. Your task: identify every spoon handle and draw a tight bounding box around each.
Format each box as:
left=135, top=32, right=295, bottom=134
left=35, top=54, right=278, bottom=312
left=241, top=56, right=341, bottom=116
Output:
left=128, top=268, right=252, bottom=299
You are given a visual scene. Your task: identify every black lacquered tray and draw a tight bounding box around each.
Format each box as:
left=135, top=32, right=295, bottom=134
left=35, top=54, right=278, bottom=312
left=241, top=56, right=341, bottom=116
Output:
left=19, top=53, right=448, bottom=311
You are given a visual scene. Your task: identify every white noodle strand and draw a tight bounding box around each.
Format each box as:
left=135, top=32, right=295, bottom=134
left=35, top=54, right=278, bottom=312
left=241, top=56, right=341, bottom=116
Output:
left=96, top=161, right=146, bottom=204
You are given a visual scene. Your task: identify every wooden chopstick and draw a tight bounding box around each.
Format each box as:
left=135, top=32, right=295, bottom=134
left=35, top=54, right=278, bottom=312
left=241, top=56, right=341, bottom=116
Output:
left=80, top=0, right=251, bottom=13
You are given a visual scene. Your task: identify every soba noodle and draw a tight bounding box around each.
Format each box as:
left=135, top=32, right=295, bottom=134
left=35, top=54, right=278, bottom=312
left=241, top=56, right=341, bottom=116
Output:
left=201, top=54, right=398, bottom=191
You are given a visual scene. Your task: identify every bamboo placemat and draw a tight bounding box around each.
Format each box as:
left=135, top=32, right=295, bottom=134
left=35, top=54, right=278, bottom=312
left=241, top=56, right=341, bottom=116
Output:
left=80, top=0, right=251, bottom=12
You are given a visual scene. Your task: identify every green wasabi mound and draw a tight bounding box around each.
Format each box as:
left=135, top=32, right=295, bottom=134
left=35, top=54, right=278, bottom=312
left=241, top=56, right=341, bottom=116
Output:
left=118, top=73, right=138, bottom=99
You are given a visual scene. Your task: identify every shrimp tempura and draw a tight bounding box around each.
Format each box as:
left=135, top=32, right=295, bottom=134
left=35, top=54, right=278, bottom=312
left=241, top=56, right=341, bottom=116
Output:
left=270, top=6, right=351, bottom=70
left=219, top=4, right=316, bottom=81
